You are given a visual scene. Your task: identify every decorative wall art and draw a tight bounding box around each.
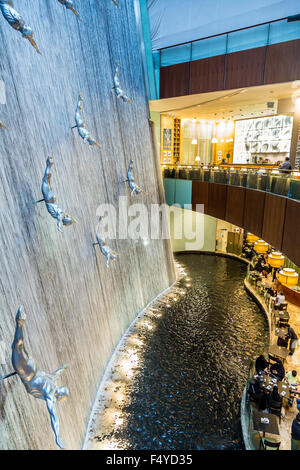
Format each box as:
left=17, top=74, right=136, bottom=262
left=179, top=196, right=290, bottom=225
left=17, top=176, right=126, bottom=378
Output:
left=234, top=115, right=294, bottom=164
left=72, top=93, right=101, bottom=149
left=93, top=216, right=119, bottom=268
left=12, top=306, right=69, bottom=449
left=0, top=0, right=41, bottom=54
left=35, top=156, right=77, bottom=232
left=57, top=0, right=81, bottom=20
left=163, top=128, right=172, bottom=150
left=113, top=63, right=132, bottom=103
left=122, top=159, right=144, bottom=196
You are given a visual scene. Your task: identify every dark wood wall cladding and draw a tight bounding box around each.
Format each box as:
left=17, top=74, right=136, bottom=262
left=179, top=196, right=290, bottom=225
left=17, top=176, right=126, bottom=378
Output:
left=159, top=39, right=300, bottom=98
left=190, top=55, right=225, bottom=94
left=265, top=39, right=300, bottom=84
left=190, top=180, right=300, bottom=267
left=225, top=47, right=267, bottom=89
left=160, top=62, right=190, bottom=98
left=208, top=183, right=228, bottom=220
left=282, top=199, right=300, bottom=268
left=225, top=186, right=246, bottom=227
left=243, top=189, right=266, bottom=238
left=262, top=193, right=287, bottom=250
left=191, top=181, right=209, bottom=212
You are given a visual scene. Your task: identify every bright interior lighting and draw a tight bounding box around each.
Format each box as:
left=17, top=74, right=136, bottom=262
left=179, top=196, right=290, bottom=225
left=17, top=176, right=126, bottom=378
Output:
left=226, top=120, right=234, bottom=134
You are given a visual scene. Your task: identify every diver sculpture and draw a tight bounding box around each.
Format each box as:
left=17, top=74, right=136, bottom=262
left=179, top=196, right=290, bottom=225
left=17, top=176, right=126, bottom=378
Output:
left=122, top=160, right=144, bottom=196
left=112, top=0, right=120, bottom=6
left=93, top=216, right=118, bottom=268
left=57, top=0, right=81, bottom=20
left=0, top=121, right=7, bottom=130
left=35, top=156, right=77, bottom=233
left=72, top=93, right=101, bottom=149
left=0, top=1, right=41, bottom=55
left=12, top=306, right=69, bottom=450
left=113, top=63, right=132, bottom=103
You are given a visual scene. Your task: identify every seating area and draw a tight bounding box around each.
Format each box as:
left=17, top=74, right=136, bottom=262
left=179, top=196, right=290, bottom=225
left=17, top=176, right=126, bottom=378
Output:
left=245, top=251, right=300, bottom=450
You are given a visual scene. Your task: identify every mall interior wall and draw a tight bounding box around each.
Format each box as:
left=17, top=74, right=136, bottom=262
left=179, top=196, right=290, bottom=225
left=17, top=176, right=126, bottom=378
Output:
left=0, top=0, right=175, bottom=450
left=169, top=207, right=217, bottom=253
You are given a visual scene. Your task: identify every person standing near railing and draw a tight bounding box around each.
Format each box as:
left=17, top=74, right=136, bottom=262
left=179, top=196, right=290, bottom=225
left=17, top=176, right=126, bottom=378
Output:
left=279, top=157, right=292, bottom=174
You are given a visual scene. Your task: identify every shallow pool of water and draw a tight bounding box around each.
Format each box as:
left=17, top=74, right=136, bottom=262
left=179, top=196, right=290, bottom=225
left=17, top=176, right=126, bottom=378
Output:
left=92, top=254, right=269, bottom=450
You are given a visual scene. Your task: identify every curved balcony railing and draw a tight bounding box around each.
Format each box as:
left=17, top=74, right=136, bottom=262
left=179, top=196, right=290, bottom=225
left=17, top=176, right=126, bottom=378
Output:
left=163, top=166, right=300, bottom=202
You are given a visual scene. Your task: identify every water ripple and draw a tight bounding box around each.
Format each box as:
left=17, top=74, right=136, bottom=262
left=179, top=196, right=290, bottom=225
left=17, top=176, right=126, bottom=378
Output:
left=90, top=254, right=269, bottom=450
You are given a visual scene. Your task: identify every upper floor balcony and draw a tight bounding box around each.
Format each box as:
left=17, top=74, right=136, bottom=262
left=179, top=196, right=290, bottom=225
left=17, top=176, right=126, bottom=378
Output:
left=163, top=166, right=300, bottom=202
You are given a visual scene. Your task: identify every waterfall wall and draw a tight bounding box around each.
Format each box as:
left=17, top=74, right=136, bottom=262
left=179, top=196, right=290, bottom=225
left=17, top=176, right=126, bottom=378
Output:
left=0, top=0, right=175, bottom=450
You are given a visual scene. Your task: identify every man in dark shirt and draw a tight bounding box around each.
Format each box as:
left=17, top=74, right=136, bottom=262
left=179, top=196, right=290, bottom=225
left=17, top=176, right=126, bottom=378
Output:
left=291, top=413, right=300, bottom=450
left=279, top=157, right=292, bottom=174
left=255, top=355, right=269, bottom=375
left=270, top=358, right=285, bottom=381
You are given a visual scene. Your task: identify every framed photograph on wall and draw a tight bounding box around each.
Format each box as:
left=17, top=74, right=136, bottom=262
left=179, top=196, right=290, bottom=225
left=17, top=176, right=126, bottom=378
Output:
left=163, top=128, right=172, bottom=150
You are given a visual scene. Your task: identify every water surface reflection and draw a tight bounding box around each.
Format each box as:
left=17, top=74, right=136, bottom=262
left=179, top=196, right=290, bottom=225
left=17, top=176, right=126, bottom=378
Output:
left=91, top=254, right=269, bottom=450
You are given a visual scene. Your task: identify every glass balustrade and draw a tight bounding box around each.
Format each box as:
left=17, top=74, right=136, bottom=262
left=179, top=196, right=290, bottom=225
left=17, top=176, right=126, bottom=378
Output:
left=158, top=19, right=300, bottom=69
left=163, top=167, right=300, bottom=202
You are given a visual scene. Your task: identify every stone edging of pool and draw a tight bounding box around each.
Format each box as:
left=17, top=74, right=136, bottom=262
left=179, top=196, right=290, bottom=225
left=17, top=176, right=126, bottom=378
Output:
left=174, top=250, right=249, bottom=265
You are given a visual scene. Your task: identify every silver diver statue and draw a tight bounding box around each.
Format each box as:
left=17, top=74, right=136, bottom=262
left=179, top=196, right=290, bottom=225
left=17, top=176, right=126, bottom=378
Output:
left=93, top=216, right=118, bottom=268
left=57, top=0, right=81, bottom=20
left=35, top=156, right=77, bottom=233
left=113, top=63, right=132, bottom=103
left=0, top=0, right=41, bottom=55
left=122, top=160, right=144, bottom=196
left=72, top=93, right=101, bottom=149
left=0, top=121, right=7, bottom=130
left=12, top=306, right=69, bottom=450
